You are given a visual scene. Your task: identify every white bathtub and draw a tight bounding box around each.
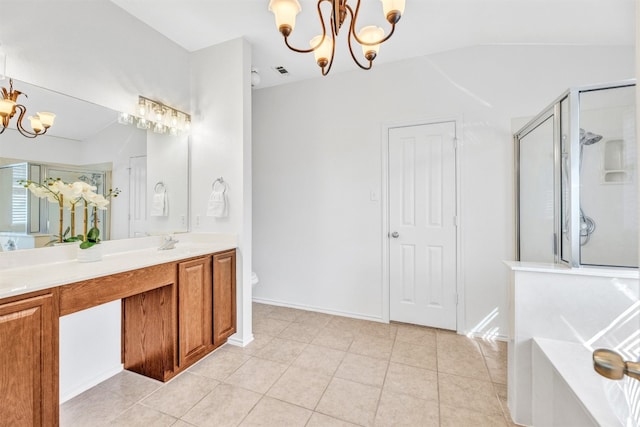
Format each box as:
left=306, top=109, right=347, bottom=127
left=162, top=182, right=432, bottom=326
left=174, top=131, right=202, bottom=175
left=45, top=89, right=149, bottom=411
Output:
left=506, top=261, right=639, bottom=426
left=532, top=338, right=639, bottom=427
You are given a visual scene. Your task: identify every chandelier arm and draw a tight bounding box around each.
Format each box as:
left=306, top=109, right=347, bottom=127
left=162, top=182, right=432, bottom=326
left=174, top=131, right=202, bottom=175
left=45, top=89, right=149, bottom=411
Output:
left=347, top=32, right=373, bottom=70
left=345, top=5, right=373, bottom=70
left=348, top=2, right=397, bottom=46
left=283, top=0, right=330, bottom=54
left=14, top=104, right=39, bottom=139
left=321, top=16, right=338, bottom=75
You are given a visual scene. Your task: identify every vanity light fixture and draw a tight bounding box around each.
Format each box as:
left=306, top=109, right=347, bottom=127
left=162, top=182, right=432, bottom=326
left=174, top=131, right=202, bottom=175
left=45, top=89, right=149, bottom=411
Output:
left=0, top=79, right=55, bottom=138
left=119, top=96, right=191, bottom=135
left=268, top=0, right=405, bottom=76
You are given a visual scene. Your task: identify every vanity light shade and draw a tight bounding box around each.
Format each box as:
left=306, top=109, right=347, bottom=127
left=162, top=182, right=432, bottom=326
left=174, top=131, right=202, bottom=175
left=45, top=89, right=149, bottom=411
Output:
left=28, top=116, right=43, bottom=133
left=153, top=122, right=165, bottom=134
left=380, top=0, right=405, bottom=22
left=358, top=26, right=384, bottom=59
left=138, top=99, right=147, bottom=117
left=269, top=0, right=302, bottom=36
left=310, top=35, right=333, bottom=67
left=137, top=118, right=150, bottom=130
left=118, top=112, right=133, bottom=125
left=0, top=99, right=15, bottom=117
left=37, top=112, right=55, bottom=128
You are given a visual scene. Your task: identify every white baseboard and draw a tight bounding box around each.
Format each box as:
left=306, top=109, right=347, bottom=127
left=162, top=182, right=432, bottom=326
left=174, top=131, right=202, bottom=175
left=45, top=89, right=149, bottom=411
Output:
left=251, top=297, right=386, bottom=323
left=59, top=364, right=124, bottom=404
left=227, top=332, right=254, bottom=347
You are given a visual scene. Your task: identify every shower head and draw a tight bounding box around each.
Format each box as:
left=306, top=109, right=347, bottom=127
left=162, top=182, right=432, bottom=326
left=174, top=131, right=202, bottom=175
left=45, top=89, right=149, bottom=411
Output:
left=580, top=128, right=603, bottom=146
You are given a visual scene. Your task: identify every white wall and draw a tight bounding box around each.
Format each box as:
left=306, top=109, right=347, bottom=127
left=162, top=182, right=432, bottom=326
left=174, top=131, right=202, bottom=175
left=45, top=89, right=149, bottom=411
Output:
left=190, top=38, right=253, bottom=344
left=146, top=132, right=189, bottom=234
left=0, top=0, right=251, bottom=397
left=252, top=45, right=635, bottom=335
left=0, top=0, right=190, bottom=114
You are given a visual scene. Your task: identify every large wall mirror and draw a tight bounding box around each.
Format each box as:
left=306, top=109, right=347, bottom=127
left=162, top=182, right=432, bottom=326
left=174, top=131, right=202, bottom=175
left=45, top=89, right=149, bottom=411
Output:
left=0, top=78, right=189, bottom=251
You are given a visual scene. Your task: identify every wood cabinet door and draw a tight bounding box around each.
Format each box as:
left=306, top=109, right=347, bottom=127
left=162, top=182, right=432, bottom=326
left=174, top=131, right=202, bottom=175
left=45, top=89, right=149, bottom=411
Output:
left=0, top=292, right=58, bottom=426
left=178, top=256, right=213, bottom=367
left=213, top=250, right=236, bottom=347
left=122, top=284, right=176, bottom=382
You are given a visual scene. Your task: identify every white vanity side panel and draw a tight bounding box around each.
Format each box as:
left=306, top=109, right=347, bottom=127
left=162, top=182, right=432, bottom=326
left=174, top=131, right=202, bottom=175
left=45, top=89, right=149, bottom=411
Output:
left=59, top=300, right=122, bottom=403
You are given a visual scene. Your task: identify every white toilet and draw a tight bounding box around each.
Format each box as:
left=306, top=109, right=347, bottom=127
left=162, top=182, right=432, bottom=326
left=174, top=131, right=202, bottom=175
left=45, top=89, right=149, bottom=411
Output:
left=251, top=271, right=259, bottom=290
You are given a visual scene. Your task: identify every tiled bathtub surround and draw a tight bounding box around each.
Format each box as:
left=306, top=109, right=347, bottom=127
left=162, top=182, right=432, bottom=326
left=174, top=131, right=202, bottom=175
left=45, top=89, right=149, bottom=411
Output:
left=60, top=303, right=517, bottom=426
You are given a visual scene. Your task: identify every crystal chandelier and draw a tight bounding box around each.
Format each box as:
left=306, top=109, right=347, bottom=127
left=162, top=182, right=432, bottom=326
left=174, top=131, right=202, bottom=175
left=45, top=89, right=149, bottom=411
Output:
left=268, top=0, right=406, bottom=75
left=0, top=79, right=55, bottom=138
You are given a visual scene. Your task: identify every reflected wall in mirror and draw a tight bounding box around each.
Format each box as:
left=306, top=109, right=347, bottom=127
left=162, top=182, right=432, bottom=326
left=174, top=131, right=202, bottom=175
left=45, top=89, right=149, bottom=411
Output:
left=0, top=79, right=189, bottom=251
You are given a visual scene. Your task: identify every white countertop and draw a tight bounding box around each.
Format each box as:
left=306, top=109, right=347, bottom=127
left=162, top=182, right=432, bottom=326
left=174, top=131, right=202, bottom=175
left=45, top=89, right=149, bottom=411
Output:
left=0, top=233, right=237, bottom=299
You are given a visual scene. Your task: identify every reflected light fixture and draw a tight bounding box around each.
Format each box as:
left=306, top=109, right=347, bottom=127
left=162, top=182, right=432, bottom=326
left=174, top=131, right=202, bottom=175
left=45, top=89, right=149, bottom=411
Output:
left=119, top=96, right=191, bottom=135
left=268, top=0, right=405, bottom=76
left=0, top=79, right=55, bottom=138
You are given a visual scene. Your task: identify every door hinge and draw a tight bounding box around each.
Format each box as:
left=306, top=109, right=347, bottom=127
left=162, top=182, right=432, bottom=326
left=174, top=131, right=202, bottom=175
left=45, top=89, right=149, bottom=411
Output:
left=453, top=137, right=458, bottom=150
left=453, top=216, right=458, bottom=227
left=456, top=293, right=459, bottom=305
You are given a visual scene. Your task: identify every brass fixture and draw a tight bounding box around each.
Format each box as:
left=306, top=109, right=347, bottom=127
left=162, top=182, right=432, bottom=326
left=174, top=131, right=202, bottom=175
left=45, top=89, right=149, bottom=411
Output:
left=268, top=0, right=405, bottom=76
left=0, top=79, right=55, bottom=138
left=593, top=348, right=640, bottom=381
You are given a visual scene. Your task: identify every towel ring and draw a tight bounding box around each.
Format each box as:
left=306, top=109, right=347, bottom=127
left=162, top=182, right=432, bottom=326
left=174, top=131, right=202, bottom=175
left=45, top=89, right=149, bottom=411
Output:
left=212, top=177, right=227, bottom=193
left=154, top=181, right=166, bottom=193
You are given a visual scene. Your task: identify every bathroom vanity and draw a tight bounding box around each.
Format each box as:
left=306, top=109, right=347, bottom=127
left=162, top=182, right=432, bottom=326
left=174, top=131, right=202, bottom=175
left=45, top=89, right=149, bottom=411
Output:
left=0, top=236, right=236, bottom=426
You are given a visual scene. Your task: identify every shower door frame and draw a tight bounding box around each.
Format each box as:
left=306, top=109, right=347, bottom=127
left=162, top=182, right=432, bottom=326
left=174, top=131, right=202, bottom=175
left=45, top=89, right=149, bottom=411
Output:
left=514, top=80, right=636, bottom=268
left=514, top=101, right=563, bottom=265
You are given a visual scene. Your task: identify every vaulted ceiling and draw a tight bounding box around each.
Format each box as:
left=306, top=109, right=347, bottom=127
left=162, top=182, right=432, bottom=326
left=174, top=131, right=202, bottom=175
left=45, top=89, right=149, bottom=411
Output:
left=110, top=1, right=636, bottom=88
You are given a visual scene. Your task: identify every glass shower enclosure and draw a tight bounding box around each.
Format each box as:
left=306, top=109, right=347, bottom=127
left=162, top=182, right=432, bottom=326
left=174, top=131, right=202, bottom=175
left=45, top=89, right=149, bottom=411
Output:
left=515, top=81, right=637, bottom=268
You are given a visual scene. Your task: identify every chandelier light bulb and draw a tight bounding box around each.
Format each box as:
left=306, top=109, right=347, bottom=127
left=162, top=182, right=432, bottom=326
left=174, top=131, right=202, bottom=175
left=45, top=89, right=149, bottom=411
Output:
left=28, top=116, right=43, bottom=133
left=358, top=26, right=384, bottom=60
left=0, top=99, right=15, bottom=117
left=310, top=35, right=333, bottom=68
left=268, top=0, right=302, bottom=36
left=380, top=0, right=405, bottom=23
left=37, top=112, right=55, bottom=128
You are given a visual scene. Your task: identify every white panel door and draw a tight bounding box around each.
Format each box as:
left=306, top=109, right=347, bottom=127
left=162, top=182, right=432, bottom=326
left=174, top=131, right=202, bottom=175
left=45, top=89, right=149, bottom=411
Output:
left=129, top=155, right=147, bottom=238
left=389, top=122, right=457, bottom=330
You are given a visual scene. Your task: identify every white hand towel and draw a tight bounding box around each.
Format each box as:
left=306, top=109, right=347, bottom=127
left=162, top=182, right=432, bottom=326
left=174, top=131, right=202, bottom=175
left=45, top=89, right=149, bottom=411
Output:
left=206, top=189, right=227, bottom=217
left=150, top=192, right=168, bottom=217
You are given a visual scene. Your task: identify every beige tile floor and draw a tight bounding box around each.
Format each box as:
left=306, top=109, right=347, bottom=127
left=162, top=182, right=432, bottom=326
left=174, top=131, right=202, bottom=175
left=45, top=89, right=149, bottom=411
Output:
left=61, top=303, right=519, bottom=426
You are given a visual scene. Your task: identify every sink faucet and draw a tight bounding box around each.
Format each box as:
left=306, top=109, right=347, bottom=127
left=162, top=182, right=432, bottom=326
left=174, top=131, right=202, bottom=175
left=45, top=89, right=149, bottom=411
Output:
left=158, top=235, right=179, bottom=250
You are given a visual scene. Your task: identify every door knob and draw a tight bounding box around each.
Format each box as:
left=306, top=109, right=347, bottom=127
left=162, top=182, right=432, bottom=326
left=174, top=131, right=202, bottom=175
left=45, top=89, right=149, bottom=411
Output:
left=390, top=231, right=399, bottom=238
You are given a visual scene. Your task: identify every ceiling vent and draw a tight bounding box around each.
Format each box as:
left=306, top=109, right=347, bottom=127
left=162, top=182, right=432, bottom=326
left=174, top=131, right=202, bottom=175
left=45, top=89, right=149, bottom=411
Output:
left=272, top=66, right=290, bottom=76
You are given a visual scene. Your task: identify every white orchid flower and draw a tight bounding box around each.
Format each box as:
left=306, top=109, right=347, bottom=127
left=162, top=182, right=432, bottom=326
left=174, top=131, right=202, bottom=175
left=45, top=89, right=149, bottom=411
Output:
left=84, top=193, right=110, bottom=209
